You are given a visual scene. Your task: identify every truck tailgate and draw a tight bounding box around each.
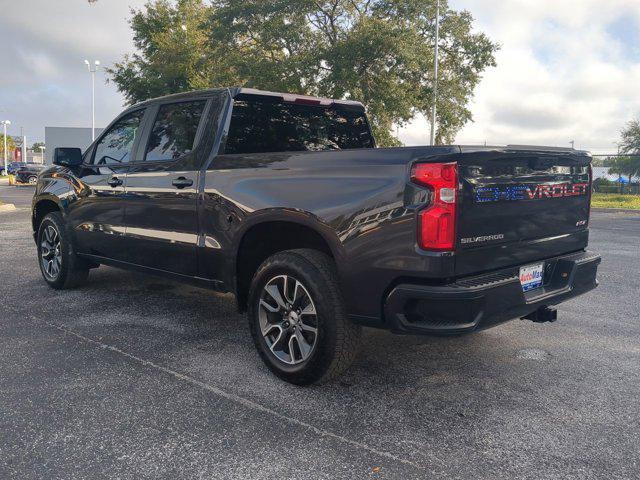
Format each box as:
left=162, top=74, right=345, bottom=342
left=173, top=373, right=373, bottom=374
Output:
left=455, top=150, right=591, bottom=276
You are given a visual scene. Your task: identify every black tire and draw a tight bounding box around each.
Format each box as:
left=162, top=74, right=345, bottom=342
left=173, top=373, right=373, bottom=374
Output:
left=37, top=212, right=90, bottom=289
left=27, top=175, right=37, bottom=184
left=248, top=249, right=361, bottom=385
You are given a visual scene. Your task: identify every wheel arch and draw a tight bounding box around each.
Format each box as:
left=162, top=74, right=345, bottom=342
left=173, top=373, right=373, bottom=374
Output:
left=233, top=212, right=345, bottom=312
left=32, top=197, right=64, bottom=236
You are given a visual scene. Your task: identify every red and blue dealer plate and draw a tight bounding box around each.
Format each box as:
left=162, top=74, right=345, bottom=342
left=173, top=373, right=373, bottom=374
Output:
left=519, top=263, right=544, bottom=292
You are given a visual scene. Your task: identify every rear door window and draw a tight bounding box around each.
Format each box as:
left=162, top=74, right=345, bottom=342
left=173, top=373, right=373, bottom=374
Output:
left=144, top=100, right=207, bottom=162
left=224, top=96, right=375, bottom=155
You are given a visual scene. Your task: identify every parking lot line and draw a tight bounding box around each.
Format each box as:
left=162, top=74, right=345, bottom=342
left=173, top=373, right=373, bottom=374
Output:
left=44, top=319, right=422, bottom=472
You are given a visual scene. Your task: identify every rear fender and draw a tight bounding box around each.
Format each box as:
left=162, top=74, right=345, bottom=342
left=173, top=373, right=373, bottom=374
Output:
left=232, top=208, right=347, bottom=272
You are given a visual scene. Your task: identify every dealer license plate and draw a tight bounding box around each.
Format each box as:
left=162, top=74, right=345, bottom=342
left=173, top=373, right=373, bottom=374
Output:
left=519, top=263, right=544, bottom=292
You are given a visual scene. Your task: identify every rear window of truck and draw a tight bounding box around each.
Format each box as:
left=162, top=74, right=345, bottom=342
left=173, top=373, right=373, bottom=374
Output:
left=224, top=95, right=374, bottom=155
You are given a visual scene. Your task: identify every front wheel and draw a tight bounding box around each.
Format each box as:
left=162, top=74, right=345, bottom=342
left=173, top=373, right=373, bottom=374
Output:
left=37, top=212, right=90, bottom=289
left=248, top=249, right=361, bottom=385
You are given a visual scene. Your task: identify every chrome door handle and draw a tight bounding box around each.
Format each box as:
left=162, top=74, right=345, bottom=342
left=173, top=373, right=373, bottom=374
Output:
left=172, top=177, right=194, bottom=189
left=108, top=177, right=123, bottom=188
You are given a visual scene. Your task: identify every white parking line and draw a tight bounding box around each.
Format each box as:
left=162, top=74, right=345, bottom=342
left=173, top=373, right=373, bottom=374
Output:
left=45, top=320, right=422, bottom=472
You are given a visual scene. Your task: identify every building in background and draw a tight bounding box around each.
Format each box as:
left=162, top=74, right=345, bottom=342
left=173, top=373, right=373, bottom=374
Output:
left=43, top=126, right=103, bottom=164
left=26, top=151, right=44, bottom=163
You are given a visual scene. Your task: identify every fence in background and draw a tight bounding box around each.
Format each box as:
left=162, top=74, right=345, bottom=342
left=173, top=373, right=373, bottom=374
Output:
left=591, top=154, right=639, bottom=195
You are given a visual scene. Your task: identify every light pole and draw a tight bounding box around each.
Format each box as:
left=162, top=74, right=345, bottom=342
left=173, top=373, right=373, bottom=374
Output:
left=430, top=0, right=441, bottom=146
left=1, top=120, right=10, bottom=174
left=84, top=59, right=100, bottom=141
left=40, top=145, right=46, bottom=164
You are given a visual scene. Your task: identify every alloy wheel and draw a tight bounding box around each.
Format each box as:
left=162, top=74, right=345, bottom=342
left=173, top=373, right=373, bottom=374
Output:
left=40, top=224, right=62, bottom=280
left=258, top=275, right=318, bottom=365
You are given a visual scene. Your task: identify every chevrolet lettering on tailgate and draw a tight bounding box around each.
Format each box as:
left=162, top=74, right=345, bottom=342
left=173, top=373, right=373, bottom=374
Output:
left=475, top=182, right=589, bottom=203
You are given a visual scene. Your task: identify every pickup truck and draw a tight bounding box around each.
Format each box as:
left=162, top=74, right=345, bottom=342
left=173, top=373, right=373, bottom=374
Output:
left=32, top=87, right=601, bottom=384
left=14, top=163, right=46, bottom=184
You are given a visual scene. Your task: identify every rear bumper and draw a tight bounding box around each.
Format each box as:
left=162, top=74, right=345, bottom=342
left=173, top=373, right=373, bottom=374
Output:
left=384, top=250, right=601, bottom=335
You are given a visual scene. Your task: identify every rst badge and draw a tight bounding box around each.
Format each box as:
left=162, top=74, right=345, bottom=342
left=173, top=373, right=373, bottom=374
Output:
left=475, top=182, right=589, bottom=203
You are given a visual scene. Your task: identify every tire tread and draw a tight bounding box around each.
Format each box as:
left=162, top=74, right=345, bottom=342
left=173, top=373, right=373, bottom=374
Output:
left=285, top=249, right=360, bottom=383
left=38, top=212, right=90, bottom=290
left=248, top=248, right=361, bottom=384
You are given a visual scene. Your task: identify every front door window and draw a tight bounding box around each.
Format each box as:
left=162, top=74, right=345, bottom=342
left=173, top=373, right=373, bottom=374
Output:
left=93, top=110, right=145, bottom=166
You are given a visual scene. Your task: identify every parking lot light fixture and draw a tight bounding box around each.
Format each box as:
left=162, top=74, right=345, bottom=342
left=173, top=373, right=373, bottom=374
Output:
left=84, top=59, right=101, bottom=141
left=1, top=120, right=10, bottom=174
left=40, top=145, right=46, bottom=164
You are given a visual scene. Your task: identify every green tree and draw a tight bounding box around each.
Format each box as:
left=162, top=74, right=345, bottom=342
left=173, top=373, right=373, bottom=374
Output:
left=108, top=0, right=498, bottom=146
left=608, top=156, right=640, bottom=185
left=108, top=0, right=226, bottom=104
left=0, top=134, right=16, bottom=163
left=609, top=120, right=640, bottom=186
left=620, top=119, right=640, bottom=156
left=31, top=141, right=45, bottom=152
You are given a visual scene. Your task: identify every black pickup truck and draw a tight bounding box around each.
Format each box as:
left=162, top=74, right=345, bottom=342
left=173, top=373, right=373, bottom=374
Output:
left=14, top=163, right=46, bottom=184
left=33, top=87, right=600, bottom=384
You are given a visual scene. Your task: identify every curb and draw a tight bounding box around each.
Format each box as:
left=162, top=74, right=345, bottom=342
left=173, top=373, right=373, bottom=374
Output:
left=0, top=204, right=17, bottom=213
left=592, top=207, right=640, bottom=214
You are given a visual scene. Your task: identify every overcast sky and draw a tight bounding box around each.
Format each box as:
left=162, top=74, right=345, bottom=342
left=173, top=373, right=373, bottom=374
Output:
left=1, top=0, right=638, bottom=154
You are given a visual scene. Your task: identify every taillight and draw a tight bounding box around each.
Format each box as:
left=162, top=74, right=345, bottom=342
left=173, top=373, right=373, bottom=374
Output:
left=411, top=162, right=458, bottom=251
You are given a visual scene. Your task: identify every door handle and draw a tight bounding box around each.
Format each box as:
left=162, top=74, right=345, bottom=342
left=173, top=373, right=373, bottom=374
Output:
left=172, top=177, right=194, bottom=189
left=108, top=177, right=123, bottom=188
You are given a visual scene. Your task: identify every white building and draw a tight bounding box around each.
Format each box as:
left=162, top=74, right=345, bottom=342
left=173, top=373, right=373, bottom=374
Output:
left=44, top=126, right=104, bottom=164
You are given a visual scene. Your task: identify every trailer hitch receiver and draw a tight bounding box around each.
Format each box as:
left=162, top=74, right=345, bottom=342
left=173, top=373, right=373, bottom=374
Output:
left=522, top=306, right=558, bottom=323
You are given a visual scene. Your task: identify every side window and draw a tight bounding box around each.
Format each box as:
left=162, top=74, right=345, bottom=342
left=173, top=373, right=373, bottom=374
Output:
left=144, top=100, right=207, bottom=162
left=93, top=109, right=145, bottom=165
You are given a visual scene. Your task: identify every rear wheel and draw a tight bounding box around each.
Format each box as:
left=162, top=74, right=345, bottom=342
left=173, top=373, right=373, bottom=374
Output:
left=248, top=249, right=361, bottom=385
left=27, top=175, right=37, bottom=184
left=37, top=212, right=89, bottom=289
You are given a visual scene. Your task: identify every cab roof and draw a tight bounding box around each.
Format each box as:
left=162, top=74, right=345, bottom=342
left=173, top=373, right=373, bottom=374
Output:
left=130, top=87, right=364, bottom=109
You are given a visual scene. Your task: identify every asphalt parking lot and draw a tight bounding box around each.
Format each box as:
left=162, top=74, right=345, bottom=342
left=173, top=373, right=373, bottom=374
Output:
left=0, top=182, right=34, bottom=208
left=1, top=187, right=639, bottom=479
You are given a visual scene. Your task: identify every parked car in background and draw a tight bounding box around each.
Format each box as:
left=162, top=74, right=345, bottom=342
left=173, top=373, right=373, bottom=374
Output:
left=14, top=163, right=46, bottom=184
left=7, top=162, right=28, bottom=175
left=32, top=87, right=601, bottom=385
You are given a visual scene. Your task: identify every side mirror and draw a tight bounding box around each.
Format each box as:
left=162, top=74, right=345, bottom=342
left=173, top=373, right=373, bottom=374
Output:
left=53, top=147, right=83, bottom=167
